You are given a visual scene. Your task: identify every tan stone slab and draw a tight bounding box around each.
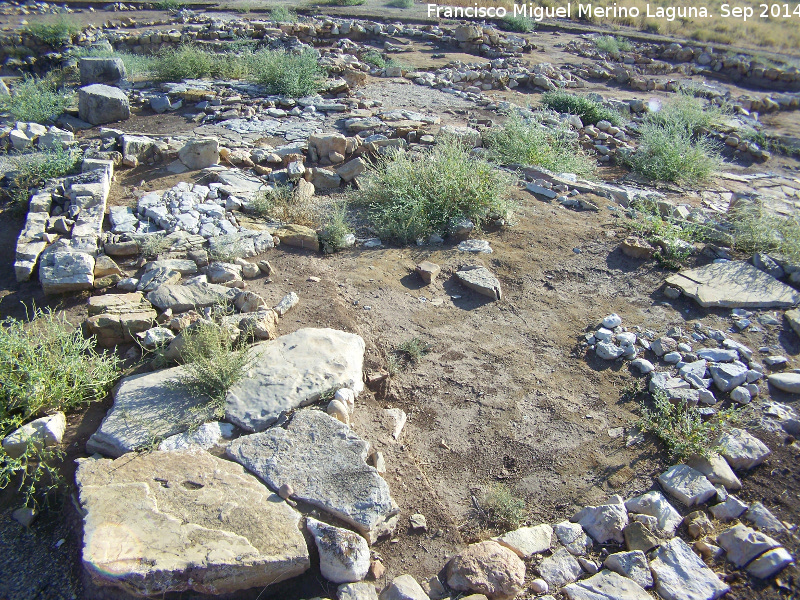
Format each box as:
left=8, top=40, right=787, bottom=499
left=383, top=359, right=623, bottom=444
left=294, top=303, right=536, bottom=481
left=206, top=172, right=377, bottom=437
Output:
left=665, top=261, right=800, bottom=308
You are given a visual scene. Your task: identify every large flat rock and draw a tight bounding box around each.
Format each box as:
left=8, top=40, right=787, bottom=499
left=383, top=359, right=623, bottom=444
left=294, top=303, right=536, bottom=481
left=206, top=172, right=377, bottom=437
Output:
left=666, top=261, right=800, bottom=309
left=563, top=569, right=651, bottom=600
left=86, top=366, right=206, bottom=457
left=76, top=449, right=309, bottom=596
left=650, top=538, right=729, bottom=600
left=225, top=328, right=365, bottom=432
left=227, top=410, right=399, bottom=544
left=147, top=282, right=238, bottom=313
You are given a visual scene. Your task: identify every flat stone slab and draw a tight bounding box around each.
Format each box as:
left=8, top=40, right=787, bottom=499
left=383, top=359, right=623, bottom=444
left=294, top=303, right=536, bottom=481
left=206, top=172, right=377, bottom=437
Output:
left=717, top=524, right=780, bottom=567
left=455, top=266, right=502, bottom=300
left=658, top=464, right=717, bottom=507
left=86, top=366, right=206, bottom=457
left=665, top=261, right=800, bottom=309
left=147, top=281, right=238, bottom=313
left=624, top=491, right=682, bottom=537
left=572, top=495, right=628, bottom=544
left=494, top=524, right=553, bottom=558
left=225, top=328, right=365, bottom=432
left=650, top=538, right=729, bottom=600
left=227, top=410, right=399, bottom=544
left=768, top=372, right=800, bottom=394
left=76, top=449, right=309, bottom=596
left=563, top=569, right=651, bottom=600
left=538, top=547, right=583, bottom=587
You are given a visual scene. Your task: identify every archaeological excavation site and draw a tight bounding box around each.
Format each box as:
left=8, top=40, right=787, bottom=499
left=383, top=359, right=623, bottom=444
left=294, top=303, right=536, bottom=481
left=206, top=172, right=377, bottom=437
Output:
left=0, top=0, right=799, bottom=599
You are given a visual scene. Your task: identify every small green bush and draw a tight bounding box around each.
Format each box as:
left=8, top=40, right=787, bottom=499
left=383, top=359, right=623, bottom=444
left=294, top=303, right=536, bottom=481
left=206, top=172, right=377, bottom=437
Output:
left=594, top=35, right=632, bottom=54
left=22, top=17, right=80, bottom=47
left=638, top=390, right=739, bottom=461
left=355, top=135, right=514, bottom=244
left=151, top=45, right=250, bottom=82
left=270, top=5, right=298, bottom=21
left=501, top=14, right=536, bottom=33
left=362, top=49, right=386, bottom=69
left=250, top=184, right=318, bottom=226
left=728, top=203, right=800, bottom=262
left=4, top=148, right=82, bottom=215
left=319, top=202, right=353, bottom=254
left=479, top=484, right=526, bottom=531
left=250, top=49, right=325, bottom=97
left=645, top=92, right=728, bottom=135
left=540, top=90, right=622, bottom=127
left=626, top=121, right=721, bottom=185
left=485, top=112, right=595, bottom=176
left=398, top=338, right=430, bottom=363
left=0, top=74, right=73, bottom=124
left=387, top=0, right=413, bottom=7
left=176, top=321, right=253, bottom=418
left=154, top=0, right=187, bottom=10
left=0, top=308, right=122, bottom=507
left=140, top=233, right=171, bottom=258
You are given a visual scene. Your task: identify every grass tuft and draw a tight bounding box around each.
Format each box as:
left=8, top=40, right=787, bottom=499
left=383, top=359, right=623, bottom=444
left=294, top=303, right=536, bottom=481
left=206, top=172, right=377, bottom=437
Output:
left=540, top=90, right=622, bottom=127
left=355, top=135, right=514, bottom=244
left=250, top=48, right=325, bottom=97
left=387, top=0, right=414, bottom=6
left=22, top=17, right=80, bottom=47
left=397, top=337, right=430, bottom=363
left=176, top=320, right=253, bottom=418
left=0, top=308, right=121, bottom=507
left=646, top=92, right=728, bottom=135
left=728, top=203, right=800, bottom=263
left=362, top=49, right=386, bottom=69
left=3, top=148, right=82, bottom=215
left=319, top=202, right=353, bottom=254
left=485, top=111, right=594, bottom=176
left=270, top=5, right=298, bottom=21
left=478, top=484, right=526, bottom=531
left=250, top=184, right=318, bottom=227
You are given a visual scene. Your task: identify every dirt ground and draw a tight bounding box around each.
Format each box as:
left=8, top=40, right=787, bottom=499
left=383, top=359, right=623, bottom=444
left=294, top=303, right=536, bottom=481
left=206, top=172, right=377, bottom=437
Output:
left=1, top=8, right=800, bottom=600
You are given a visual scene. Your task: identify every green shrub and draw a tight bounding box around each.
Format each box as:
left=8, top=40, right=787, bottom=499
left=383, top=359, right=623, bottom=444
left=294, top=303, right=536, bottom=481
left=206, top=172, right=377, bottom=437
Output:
left=728, top=202, right=800, bottom=262
left=485, top=112, right=595, bottom=177
left=594, top=35, right=632, bottom=54
left=638, top=390, right=739, bottom=461
left=0, top=74, right=73, bottom=124
left=270, top=5, right=298, bottom=21
left=176, top=321, right=253, bottom=418
left=22, top=17, right=80, bottom=47
left=362, top=49, right=386, bottom=69
left=250, top=49, right=325, bottom=97
left=355, top=135, right=514, bottom=244
left=151, top=45, right=250, bottom=82
left=540, top=90, right=622, bottom=126
left=387, top=0, right=414, bottom=7
left=645, top=92, right=728, bottom=135
left=250, top=184, right=318, bottom=226
left=140, top=233, right=171, bottom=258
left=319, top=202, right=353, bottom=254
left=154, top=0, right=187, bottom=10
left=626, top=121, right=721, bottom=185
left=479, top=484, right=526, bottom=531
left=0, top=308, right=122, bottom=507
left=501, top=13, right=536, bottom=33
left=3, top=148, right=82, bottom=215
left=329, top=0, right=366, bottom=5
left=398, top=338, right=430, bottom=363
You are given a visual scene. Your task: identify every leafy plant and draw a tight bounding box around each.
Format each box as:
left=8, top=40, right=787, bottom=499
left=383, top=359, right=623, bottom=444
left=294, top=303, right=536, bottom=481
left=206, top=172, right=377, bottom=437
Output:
left=176, top=321, right=253, bottom=418
left=356, top=135, right=514, bottom=244
left=638, top=390, right=739, bottom=461
left=0, top=74, right=73, bottom=124
left=22, top=17, right=80, bottom=47
left=319, top=202, right=353, bottom=254
left=250, top=184, right=318, bottom=227
left=3, top=148, right=82, bottom=215
left=139, top=234, right=171, bottom=258
left=645, top=92, right=728, bottom=135
left=501, top=13, right=536, bottom=33
left=594, top=35, right=632, bottom=54
left=728, top=202, right=800, bottom=262
left=478, top=484, right=526, bottom=531
left=625, top=120, right=721, bottom=185
left=0, top=308, right=121, bottom=507
left=153, top=0, right=187, bottom=10
left=387, top=0, right=414, bottom=7
left=540, top=90, right=622, bottom=127
left=485, top=111, right=594, bottom=176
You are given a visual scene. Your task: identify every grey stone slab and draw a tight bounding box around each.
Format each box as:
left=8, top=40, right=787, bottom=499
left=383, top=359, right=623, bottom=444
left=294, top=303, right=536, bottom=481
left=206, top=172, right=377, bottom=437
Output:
left=146, top=282, right=238, bottom=313
left=538, top=547, right=583, bottom=587
left=717, top=524, right=780, bottom=567
left=76, top=449, right=309, bottom=596
left=455, top=265, right=502, bottom=300
left=658, top=464, right=717, bottom=507
left=717, top=428, right=771, bottom=470
left=227, top=410, right=399, bottom=544
left=86, top=366, right=206, bottom=457
left=225, top=328, right=365, bottom=432
left=665, top=261, right=800, bottom=308
left=650, top=538, right=729, bottom=600
left=563, top=569, right=651, bottom=600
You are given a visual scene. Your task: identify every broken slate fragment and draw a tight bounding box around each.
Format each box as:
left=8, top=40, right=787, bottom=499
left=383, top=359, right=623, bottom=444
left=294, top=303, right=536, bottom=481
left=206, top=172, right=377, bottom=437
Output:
left=658, top=464, right=717, bottom=507
left=572, top=495, right=628, bottom=544
left=563, top=569, right=651, bottom=600
left=456, top=266, right=502, bottom=300
left=494, top=524, right=553, bottom=558
left=716, top=428, right=771, bottom=470
left=227, top=410, right=398, bottom=544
